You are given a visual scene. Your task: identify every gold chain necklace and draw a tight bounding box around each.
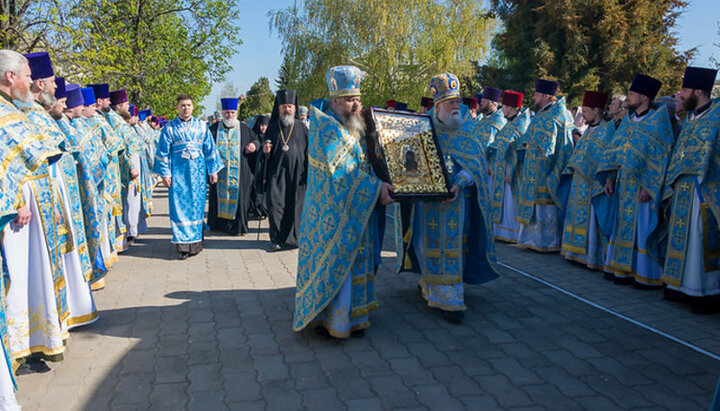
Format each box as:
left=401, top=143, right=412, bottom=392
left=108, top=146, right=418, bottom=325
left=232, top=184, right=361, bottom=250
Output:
left=279, top=121, right=295, bottom=152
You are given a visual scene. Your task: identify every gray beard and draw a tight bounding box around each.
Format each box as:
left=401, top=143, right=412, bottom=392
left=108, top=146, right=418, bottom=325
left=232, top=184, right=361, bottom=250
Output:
left=14, top=87, right=34, bottom=103
left=438, top=110, right=462, bottom=128
left=38, top=90, right=56, bottom=108
left=339, top=111, right=366, bottom=137
left=280, top=114, right=295, bottom=128
left=222, top=118, right=239, bottom=129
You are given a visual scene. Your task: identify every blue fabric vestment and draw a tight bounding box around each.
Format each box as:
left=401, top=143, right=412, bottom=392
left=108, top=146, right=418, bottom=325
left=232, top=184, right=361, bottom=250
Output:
left=596, top=105, right=674, bottom=283
left=293, top=107, right=383, bottom=337
left=153, top=117, right=223, bottom=244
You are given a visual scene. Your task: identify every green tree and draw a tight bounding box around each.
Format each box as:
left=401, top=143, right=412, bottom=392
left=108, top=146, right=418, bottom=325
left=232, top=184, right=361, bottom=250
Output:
left=45, top=0, right=241, bottom=117
left=237, top=76, right=274, bottom=121
left=275, top=54, right=301, bottom=90
left=269, top=0, right=496, bottom=110
left=0, top=0, right=61, bottom=50
left=476, top=0, right=694, bottom=107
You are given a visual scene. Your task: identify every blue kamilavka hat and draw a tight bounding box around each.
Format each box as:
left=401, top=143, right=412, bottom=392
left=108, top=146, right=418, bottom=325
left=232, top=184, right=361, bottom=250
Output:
left=54, top=77, right=67, bottom=99
left=629, top=74, right=662, bottom=100
left=220, top=98, right=238, bottom=111
left=682, top=67, right=718, bottom=92
left=88, top=83, right=110, bottom=99
left=535, top=79, right=559, bottom=96
left=66, top=86, right=84, bottom=109
left=24, top=52, right=54, bottom=80
left=482, top=86, right=502, bottom=103
left=80, top=87, right=96, bottom=106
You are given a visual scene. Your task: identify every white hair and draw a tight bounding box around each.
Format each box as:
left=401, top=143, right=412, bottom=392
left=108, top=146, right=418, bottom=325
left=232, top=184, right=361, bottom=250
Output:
left=612, top=94, right=626, bottom=103
left=0, top=50, right=28, bottom=79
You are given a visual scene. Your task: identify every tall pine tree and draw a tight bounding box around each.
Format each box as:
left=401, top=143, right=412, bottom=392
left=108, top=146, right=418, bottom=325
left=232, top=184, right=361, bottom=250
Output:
left=477, top=0, right=694, bottom=106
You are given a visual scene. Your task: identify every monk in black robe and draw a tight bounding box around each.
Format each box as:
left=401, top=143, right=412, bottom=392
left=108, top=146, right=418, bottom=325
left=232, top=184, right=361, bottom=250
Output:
left=249, top=114, right=270, bottom=219
left=207, top=98, right=259, bottom=235
left=258, top=90, right=308, bottom=251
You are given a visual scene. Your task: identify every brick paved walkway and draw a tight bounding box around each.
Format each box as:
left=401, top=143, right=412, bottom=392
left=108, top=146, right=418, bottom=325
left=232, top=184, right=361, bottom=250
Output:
left=16, top=188, right=720, bottom=410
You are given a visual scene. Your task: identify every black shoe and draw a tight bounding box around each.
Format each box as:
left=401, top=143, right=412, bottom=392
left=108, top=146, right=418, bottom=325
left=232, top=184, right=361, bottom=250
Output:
left=632, top=281, right=660, bottom=290
left=313, top=326, right=331, bottom=338
left=351, top=329, right=365, bottom=338
left=28, top=358, right=51, bottom=373
left=14, top=363, right=32, bottom=376
left=443, top=310, right=464, bottom=323
left=603, top=272, right=615, bottom=281
left=178, top=252, right=190, bottom=260
left=126, top=236, right=135, bottom=245
left=663, top=287, right=688, bottom=303
left=269, top=244, right=282, bottom=252
left=613, top=276, right=634, bottom=285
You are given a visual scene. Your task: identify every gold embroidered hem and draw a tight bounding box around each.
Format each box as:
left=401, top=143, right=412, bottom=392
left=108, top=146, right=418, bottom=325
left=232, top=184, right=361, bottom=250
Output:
left=91, top=278, right=106, bottom=291
left=561, top=250, right=601, bottom=271
left=66, top=311, right=99, bottom=327
left=495, top=235, right=518, bottom=244
left=308, top=321, right=371, bottom=339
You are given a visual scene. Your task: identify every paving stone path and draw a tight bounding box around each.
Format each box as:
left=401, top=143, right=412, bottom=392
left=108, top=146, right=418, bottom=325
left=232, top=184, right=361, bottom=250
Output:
left=16, top=187, right=720, bottom=410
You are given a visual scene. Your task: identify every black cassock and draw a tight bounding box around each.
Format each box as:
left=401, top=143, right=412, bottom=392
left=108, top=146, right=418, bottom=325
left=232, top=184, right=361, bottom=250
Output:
left=207, top=121, right=259, bottom=235
left=257, top=121, right=308, bottom=247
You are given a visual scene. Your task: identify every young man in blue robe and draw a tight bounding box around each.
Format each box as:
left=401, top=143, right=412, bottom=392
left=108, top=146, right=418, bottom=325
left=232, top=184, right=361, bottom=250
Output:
left=659, top=67, right=720, bottom=312
left=293, top=65, right=394, bottom=338
left=395, top=73, right=499, bottom=323
left=515, top=79, right=574, bottom=252
left=153, top=94, right=223, bottom=260
left=596, top=74, right=674, bottom=287
left=561, top=90, right=610, bottom=269
left=487, top=90, right=530, bottom=243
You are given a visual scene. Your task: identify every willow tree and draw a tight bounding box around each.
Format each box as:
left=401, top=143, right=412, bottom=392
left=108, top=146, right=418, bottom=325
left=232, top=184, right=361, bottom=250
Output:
left=269, top=0, right=495, bottom=110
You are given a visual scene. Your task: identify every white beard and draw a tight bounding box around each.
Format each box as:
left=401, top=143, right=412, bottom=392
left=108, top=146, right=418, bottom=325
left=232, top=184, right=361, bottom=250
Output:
left=280, top=114, right=295, bottom=128
left=438, top=109, right=462, bottom=128
left=222, top=118, right=239, bottom=129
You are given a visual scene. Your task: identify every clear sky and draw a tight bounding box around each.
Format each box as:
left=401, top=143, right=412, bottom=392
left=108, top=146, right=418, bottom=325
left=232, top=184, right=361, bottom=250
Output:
left=200, top=0, right=718, bottom=117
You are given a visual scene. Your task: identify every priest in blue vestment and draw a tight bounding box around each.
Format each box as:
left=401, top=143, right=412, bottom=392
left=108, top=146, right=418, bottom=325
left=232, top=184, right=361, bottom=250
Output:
left=476, top=86, right=507, bottom=149
left=153, top=94, right=223, bottom=259
left=561, top=90, right=610, bottom=269
left=658, top=67, right=720, bottom=312
left=487, top=90, right=530, bottom=243
left=596, top=74, right=674, bottom=287
left=207, top=98, right=259, bottom=236
left=515, top=79, right=574, bottom=252
left=293, top=65, right=394, bottom=338
left=395, top=73, right=499, bottom=323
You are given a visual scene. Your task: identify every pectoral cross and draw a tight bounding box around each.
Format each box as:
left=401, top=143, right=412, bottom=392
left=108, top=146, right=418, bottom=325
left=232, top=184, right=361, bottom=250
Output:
left=622, top=141, right=631, bottom=154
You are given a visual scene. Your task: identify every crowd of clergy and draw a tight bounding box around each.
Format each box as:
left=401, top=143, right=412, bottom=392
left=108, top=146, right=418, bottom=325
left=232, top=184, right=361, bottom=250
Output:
left=292, top=64, right=720, bottom=340
left=0, top=49, right=164, bottom=408
left=0, top=45, right=718, bottom=407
